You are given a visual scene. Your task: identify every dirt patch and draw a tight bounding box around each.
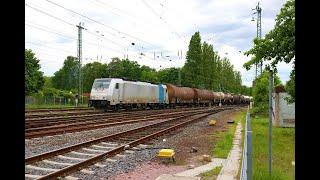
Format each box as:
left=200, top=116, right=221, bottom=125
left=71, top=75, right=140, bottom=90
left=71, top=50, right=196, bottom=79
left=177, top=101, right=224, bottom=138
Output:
left=110, top=107, right=246, bottom=179
left=111, top=161, right=186, bottom=180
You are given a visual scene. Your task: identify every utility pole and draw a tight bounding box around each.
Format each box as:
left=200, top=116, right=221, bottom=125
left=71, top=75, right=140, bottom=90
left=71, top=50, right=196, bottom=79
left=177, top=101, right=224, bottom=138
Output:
left=268, top=70, right=274, bottom=176
left=178, top=69, right=181, bottom=86
left=252, top=1, right=262, bottom=77
left=77, top=22, right=84, bottom=105
left=219, top=83, right=222, bottom=107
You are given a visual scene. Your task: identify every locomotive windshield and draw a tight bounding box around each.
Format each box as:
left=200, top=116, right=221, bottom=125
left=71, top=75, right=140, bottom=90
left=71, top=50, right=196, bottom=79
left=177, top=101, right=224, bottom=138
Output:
left=93, top=79, right=110, bottom=90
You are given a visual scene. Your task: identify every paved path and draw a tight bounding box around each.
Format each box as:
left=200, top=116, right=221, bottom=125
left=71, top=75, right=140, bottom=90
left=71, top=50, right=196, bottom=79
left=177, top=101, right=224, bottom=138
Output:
left=216, top=122, right=243, bottom=180
left=156, top=121, right=243, bottom=180
left=175, top=158, right=226, bottom=177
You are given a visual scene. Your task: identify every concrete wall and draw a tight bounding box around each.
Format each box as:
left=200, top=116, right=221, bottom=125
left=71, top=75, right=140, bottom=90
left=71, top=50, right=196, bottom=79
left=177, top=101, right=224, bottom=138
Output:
left=272, top=92, right=295, bottom=127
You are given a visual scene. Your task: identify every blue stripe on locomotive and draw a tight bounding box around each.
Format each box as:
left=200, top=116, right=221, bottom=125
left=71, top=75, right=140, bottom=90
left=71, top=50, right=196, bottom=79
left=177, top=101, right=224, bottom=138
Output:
left=158, top=84, right=165, bottom=103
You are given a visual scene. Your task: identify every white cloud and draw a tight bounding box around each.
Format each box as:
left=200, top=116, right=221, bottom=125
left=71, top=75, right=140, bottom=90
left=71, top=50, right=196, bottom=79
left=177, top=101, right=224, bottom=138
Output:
left=25, top=0, right=291, bottom=87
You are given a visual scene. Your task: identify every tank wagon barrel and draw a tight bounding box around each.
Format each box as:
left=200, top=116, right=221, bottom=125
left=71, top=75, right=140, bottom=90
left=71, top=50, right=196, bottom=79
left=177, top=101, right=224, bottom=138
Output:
left=166, top=84, right=195, bottom=104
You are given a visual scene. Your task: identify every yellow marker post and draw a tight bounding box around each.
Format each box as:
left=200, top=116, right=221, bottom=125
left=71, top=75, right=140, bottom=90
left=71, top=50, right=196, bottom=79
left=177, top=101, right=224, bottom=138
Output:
left=209, top=120, right=216, bottom=126
left=158, top=149, right=175, bottom=162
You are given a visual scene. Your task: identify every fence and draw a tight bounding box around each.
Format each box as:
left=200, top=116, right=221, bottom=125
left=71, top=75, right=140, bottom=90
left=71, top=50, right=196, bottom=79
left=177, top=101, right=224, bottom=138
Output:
left=240, top=106, right=252, bottom=180
left=25, top=96, right=89, bottom=107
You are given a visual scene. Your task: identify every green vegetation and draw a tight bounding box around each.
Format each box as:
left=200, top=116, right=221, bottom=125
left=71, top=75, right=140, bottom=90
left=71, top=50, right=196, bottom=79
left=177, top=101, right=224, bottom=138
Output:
left=82, top=62, right=108, bottom=92
left=251, top=71, right=281, bottom=115
left=26, top=27, right=253, bottom=109
left=47, top=36, right=250, bottom=94
left=285, top=70, right=295, bottom=103
left=250, top=116, right=295, bottom=180
left=26, top=29, right=252, bottom=99
left=211, top=111, right=246, bottom=158
left=25, top=49, right=45, bottom=95
left=182, top=32, right=246, bottom=93
left=244, top=0, right=295, bottom=101
left=52, top=56, right=79, bottom=90
left=199, top=166, right=222, bottom=180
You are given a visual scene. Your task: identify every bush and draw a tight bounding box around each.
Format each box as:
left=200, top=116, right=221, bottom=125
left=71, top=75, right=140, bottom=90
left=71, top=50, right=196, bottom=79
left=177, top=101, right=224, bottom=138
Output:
left=252, top=71, right=281, bottom=114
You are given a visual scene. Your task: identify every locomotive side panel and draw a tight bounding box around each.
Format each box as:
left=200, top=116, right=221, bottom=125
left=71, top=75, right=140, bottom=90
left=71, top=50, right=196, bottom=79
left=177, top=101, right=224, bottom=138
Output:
left=122, top=82, right=159, bottom=104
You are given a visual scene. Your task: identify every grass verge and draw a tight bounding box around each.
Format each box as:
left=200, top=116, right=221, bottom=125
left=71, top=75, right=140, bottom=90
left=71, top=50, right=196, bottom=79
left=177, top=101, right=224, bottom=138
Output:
left=199, top=166, right=222, bottom=180
left=211, top=111, right=246, bottom=158
left=251, top=115, right=295, bottom=180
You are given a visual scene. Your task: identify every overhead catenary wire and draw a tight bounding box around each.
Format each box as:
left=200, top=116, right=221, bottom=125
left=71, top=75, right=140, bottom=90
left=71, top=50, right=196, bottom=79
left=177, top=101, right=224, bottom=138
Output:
left=26, top=2, right=129, bottom=49
left=26, top=0, right=187, bottom=68
left=42, top=0, right=184, bottom=58
left=139, top=0, right=187, bottom=61
left=25, top=3, right=75, bottom=27
left=91, top=0, right=162, bottom=29
left=140, top=0, right=187, bottom=43
left=26, top=23, right=164, bottom=63
left=26, top=41, right=76, bottom=54
left=25, top=23, right=76, bottom=40
left=25, top=22, right=126, bottom=55
left=27, top=1, right=182, bottom=62
left=44, top=0, right=161, bottom=48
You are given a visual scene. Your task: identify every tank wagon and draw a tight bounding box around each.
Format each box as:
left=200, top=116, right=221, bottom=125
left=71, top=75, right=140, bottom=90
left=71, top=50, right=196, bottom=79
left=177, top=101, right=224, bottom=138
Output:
left=232, top=94, right=242, bottom=105
left=193, top=89, right=215, bottom=106
left=89, top=78, right=253, bottom=110
left=166, top=84, right=196, bottom=104
left=243, top=96, right=251, bottom=104
left=223, top=93, right=234, bottom=105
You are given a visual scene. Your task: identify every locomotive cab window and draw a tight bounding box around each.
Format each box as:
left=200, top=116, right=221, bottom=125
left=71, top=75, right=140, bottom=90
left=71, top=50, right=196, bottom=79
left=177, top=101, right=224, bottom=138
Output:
left=93, top=79, right=110, bottom=89
left=115, top=83, right=119, bottom=89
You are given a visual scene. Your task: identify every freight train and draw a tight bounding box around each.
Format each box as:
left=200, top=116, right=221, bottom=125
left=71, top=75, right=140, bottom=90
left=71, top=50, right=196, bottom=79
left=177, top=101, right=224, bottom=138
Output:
left=88, top=78, right=252, bottom=110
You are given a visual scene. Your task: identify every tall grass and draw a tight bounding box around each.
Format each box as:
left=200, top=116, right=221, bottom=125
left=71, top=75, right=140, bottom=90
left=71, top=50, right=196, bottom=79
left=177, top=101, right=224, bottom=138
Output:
left=251, top=116, right=295, bottom=180
left=211, top=111, right=246, bottom=158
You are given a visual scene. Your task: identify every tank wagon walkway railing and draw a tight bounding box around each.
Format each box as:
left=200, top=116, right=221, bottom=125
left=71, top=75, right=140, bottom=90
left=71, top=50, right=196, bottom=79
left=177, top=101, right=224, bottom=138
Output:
left=240, top=106, right=252, bottom=180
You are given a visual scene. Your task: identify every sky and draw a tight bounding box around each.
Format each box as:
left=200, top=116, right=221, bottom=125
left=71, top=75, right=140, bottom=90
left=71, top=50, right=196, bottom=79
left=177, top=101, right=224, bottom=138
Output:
left=25, top=0, right=293, bottom=87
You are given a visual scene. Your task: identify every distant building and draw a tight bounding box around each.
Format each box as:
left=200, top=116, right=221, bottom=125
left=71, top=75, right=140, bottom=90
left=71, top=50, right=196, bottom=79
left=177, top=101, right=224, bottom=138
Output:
left=272, top=85, right=295, bottom=127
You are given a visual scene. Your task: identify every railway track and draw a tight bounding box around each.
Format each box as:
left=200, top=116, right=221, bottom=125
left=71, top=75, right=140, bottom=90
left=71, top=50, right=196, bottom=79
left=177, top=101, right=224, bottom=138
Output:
left=25, top=109, right=101, bottom=119
left=25, top=107, right=211, bottom=129
left=25, top=106, right=232, bottom=179
left=25, top=107, right=93, bottom=113
left=25, top=108, right=216, bottom=139
left=25, top=105, right=220, bottom=119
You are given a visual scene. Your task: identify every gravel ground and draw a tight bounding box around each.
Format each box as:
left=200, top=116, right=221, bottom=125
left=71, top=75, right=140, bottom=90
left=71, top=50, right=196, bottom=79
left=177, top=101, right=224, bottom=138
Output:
left=25, top=119, right=169, bottom=158
left=56, top=107, right=246, bottom=179
left=25, top=108, right=212, bottom=157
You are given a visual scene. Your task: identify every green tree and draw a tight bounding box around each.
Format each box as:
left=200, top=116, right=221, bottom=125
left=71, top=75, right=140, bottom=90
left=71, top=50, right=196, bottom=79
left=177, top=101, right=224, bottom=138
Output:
left=244, top=0, right=294, bottom=70
left=240, top=85, right=252, bottom=96
left=180, top=32, right=244, bottom=93
left=285, top=69, right=295, bottom=103
left=182, top=31, right=202, bottom=87
left=200, top=42, right=216, bottom=89
left=244, top=0, right=295, bottom=101
left=158, top=67, right=181, bottom=85
left=252, top=70, right=282, bottom=114
left=107, top=58, right=141, bottom=80
left=82, top=62, right=108, bottom=92
left=43, top=76, right=53, bottom=88
left=25, top=49, right=45, bottom=95
left=140, top=65, right=158, bottom=83
left=52, top=56, right=79, bottom=90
